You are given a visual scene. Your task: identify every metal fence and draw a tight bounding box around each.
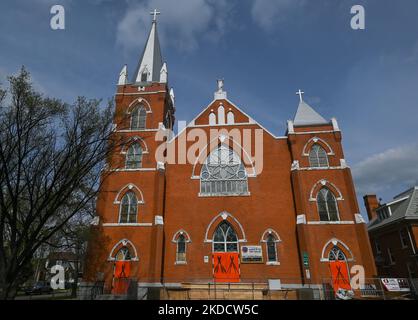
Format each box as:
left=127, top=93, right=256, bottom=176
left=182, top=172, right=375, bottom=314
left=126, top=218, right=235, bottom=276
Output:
left=77, top=277, right=418, bottom=300
left=321, top=277, right=418, bottom=300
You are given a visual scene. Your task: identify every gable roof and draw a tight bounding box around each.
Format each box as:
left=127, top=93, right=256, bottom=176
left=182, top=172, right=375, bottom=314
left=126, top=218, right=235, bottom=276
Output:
left=368, top=187, right=418, bottom=231
left=168, top=97, right=285, bottom=144
left=293, top=100, right=329, bottom=126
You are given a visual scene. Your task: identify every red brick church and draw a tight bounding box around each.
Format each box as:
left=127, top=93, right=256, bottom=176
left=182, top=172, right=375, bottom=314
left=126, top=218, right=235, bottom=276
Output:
left=84, top=13, right=376, bottom=298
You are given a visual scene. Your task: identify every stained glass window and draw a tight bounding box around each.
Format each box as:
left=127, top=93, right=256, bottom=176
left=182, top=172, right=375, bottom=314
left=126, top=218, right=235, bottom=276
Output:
left=317, top=187, right=339, bottom=221
left=131, top=106, right=146, bottom=130
left=213, top=221, right=238, bottom=253
left=266, top=234, right=278, bottom=262
left=126, top=143, right=142, bottom=169
left=200, top=145, right=248, bottom=196
left=119, top=192, right=137, bottom=223
left=309, top=144, right=329, bottom=168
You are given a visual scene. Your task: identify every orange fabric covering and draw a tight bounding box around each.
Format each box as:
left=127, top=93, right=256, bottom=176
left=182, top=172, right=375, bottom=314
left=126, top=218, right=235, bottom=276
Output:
left=112, top=261, right=131, bottom=295
left=329, top=261, right=351, bottom=292
left=213, top=253, right=240, bottom=283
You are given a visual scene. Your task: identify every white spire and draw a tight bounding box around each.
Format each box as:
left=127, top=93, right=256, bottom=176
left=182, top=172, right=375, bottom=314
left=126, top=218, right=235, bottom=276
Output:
left=133, top=10, right=164, bottom=83
left=118, top=64, right=128, bottom=85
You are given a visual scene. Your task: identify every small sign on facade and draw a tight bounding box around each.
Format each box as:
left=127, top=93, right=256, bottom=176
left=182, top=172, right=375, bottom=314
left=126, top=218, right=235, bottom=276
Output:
left=240, top=245, right=263, bottom=263
left=302, top=251, right=309, bottom=267
left=381, top=278, right=410, bottom=292
left=204, top=256, right=209, bottom=263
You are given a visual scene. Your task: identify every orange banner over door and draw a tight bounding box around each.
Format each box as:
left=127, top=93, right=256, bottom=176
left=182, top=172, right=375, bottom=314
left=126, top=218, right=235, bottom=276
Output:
left=329, top=261, right=351, bottom=292
left=213, top=253, right=240, bottom=283
left=112, top=261, right=131, bottom=295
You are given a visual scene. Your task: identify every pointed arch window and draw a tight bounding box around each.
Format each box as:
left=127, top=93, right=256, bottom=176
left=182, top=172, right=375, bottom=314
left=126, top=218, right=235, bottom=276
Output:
left=115, top=246, right=132, bottom=261
left=213, top=221, right=238, bottom=252
left=126, top=143, right=143, bottom=169
left=328, top=246, right=346, bottom=261
left=217, top=105, right=225, bottom=124
left=200, top=145, right=248, bottom=196
left=309, top=144, right=329, bottom=168
left=176, top=235, right=187, bottom=263
left=131, top=106, right=146, bottom=130
left=317, top=187, right=339, bottom=221
left=266, top=234, right=278, bottom=262
left=119, top=192, right=138, bottom=223
left=227, top=111, right=235, bottom=124
left=209, top=112, right=216, bottom=125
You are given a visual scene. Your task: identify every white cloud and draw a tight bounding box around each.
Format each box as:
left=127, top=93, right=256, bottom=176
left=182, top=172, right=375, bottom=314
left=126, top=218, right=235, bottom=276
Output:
left=116, top=0, right=233, bottom=53
left=352, top=144, right=418, bottom=196
left=251, top=0, right=306, bottom=31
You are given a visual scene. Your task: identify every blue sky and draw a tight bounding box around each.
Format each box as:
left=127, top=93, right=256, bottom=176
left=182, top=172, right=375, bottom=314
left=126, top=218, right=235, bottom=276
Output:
left=1, top=0, right=418, bottom=215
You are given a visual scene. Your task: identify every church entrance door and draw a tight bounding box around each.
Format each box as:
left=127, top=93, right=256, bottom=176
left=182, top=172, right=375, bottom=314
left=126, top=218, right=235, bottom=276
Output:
left=112, top=247, right=132, bottom=294
left=212, top=221, right=240, bottom=283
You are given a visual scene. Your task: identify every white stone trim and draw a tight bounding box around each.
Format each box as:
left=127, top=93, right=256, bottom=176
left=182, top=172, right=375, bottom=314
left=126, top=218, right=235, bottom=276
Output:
left=198, top=192, right=251, bottom=198
left=296, top=214, right=307, bottom=225
left=307, top=221, right=355, bottom=225
left=302, top=137, right=335, bottom=156
left=320, top=238, right=354, bottom=262
left=295, top=166, right=349, bottom=171
left=113, top=183, right=145, bottom=204
left=260, top=229, right=281, bottom=242
left=127, top=97, right=153, bottom=113
left=108, top=239, right=139, bottom=261
left=171, top=230, right=192, bottom=243
left=154, top=215, right=164, bottom=225
left=204, top=211, right=246, bottom=243
left=168, top=97, right=281, bottom=144
left=309, top=179, right=344, bottom=201
left=120, top=136, right=149, bottom=154
left=103, top=223, right=152, bottom=227
left=354, top=214, right=366, bottom=224
left=111, top=168, right=156, bottom=173
left=294, top=130, right=337, bottom=135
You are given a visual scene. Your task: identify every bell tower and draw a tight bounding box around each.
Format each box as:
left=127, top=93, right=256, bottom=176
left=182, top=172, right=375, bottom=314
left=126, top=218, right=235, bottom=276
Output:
left=287, top=90, right=376, bottom=286
left=87, top=10, right=175, bottom=291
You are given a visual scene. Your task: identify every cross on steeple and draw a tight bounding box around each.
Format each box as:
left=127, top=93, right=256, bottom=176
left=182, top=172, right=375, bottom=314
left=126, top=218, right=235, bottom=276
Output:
left=150, top=9, right=160, bottom=22
left=296, top=89, right=305, bottom=103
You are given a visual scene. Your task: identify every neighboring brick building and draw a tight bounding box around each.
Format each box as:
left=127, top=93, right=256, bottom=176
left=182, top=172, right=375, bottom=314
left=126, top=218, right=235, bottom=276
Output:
left=365, top=187, right=418, bottom=279
left=84, top=14, right=376, bottom=297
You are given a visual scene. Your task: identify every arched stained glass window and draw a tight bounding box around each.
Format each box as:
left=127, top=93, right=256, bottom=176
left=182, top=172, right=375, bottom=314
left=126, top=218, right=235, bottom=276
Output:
left=328, top=246, right=346, bottom=261
left=115, top=246, right=132, bottom=261
left=309, top=144, right=329, bottom=168
left=126, top=143, right=143, bottom=169
left=213, top=221, right=238, bottom=253
left=131, top=106, right=146, bottom=130
left=176, top=235, right=186, bottom=263
left=266, top=234, right=278, bottom=262
left=200, top=145, right=248, bottom=196
left=119, top=192, right=138, bottom=223
left=317, top=187, right=339, bottom=221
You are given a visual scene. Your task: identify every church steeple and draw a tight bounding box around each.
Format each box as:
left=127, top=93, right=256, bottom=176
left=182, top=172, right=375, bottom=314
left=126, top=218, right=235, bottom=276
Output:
left=293, top=89, right=328, bottom=126
left=132, top=9, right=164, bottom=84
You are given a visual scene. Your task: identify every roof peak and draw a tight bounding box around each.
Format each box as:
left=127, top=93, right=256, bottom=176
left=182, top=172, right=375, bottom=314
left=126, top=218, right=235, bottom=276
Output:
left=293, top=91, right=328, bottom=126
